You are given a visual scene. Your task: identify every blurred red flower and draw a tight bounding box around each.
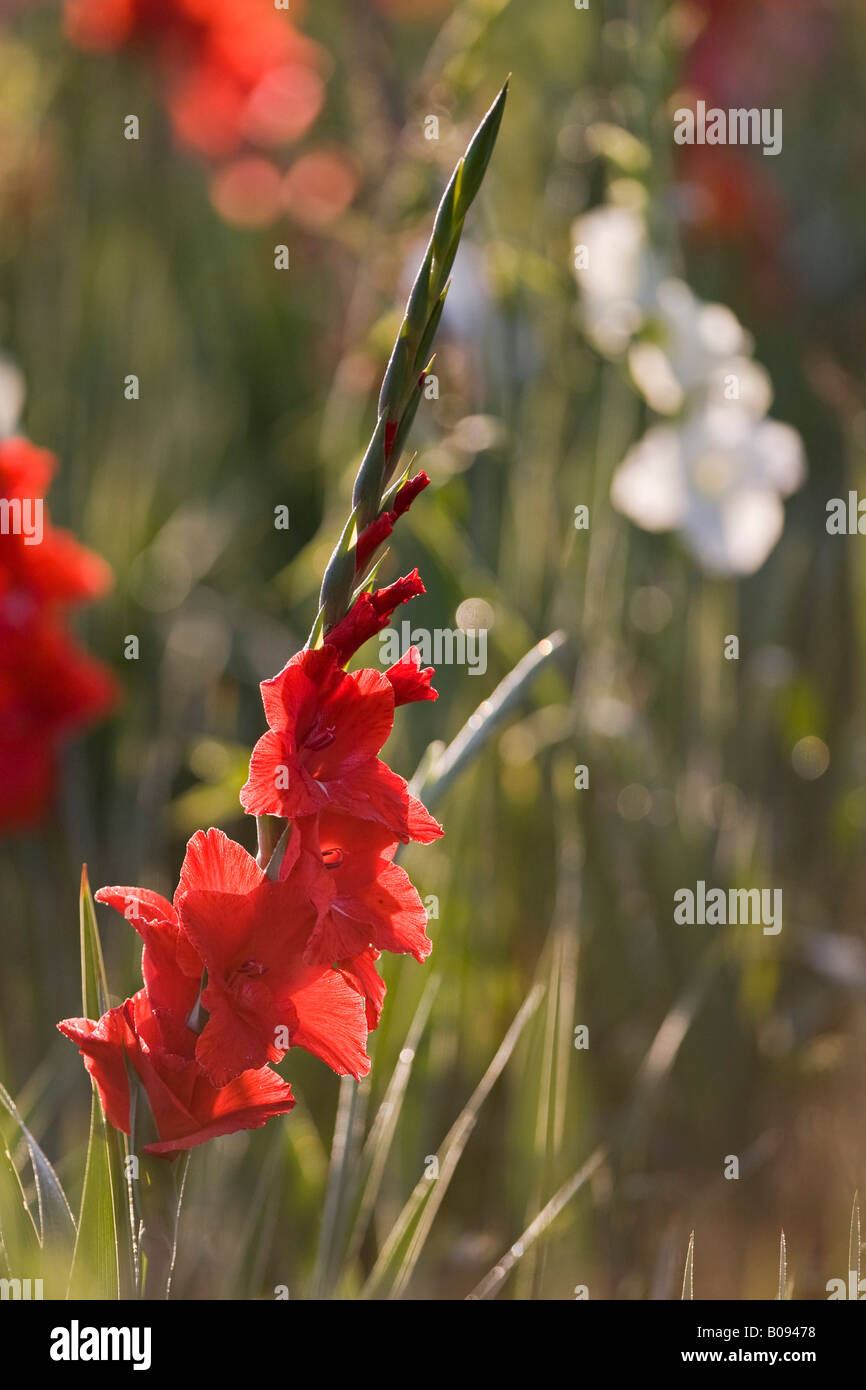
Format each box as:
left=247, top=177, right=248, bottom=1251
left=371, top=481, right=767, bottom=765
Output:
left=281, top=148, right=358, bottom=230
left=674, top=0, right=834, bottom=309
left=0, top=437, right=111, bottom=603
left=0, top=619, right=115, bottom=828
left=0, top=436, right=115, bottom=830
left=65, top=0, right=326, bottom=159
left=685, top=0, right=833, bottom=111
left=209, top=155, right=282, bottom=227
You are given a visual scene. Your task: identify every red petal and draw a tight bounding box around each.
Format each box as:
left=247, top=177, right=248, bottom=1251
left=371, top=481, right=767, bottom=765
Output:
left=323, top=570, right=426, bottom=665
left=340, top=948, right=386, bottom=1031
left=321, top=757, right=443, bottom=844
left=385, top=646, right=438, bottom=705
left=288, top=968, right=370, bottom=1079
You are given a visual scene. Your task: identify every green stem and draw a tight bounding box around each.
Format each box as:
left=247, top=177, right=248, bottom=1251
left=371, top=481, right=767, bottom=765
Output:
left=136, top=1151, right=189, bottom=1301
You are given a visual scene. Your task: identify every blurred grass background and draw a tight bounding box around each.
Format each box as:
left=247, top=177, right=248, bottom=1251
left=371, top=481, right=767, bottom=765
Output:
left=2, top=0, right=866, bottom=1299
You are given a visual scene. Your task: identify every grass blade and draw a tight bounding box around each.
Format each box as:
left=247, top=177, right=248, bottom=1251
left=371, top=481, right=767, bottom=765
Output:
left=0, top=1081, right=75, bottom=1273
left=0, top=1140, right=41, bottom=1276
left=342, top=974, right=440, bottom=1275
left=849, top=1191, right=860, bottom=1290
left=68, top=866, right=135, bottom=1298
left=362, top=982, right=545, bottom=1299
left=468, top=1146, right=606, bottom=1301
left=681, top=1232, right=695, bottom=1300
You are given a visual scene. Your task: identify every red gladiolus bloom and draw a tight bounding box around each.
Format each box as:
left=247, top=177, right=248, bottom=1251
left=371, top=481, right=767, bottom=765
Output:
left=297, top=810, right=431, bottom=968
left=323, top=569, right=426, bottom=667
left=354, top=471, right=430, bottom=574
left=340, top=946, right=386, bottom=1032
left=240, top=644, right=442, bottom=844
left=174, top=827, right=371, bottom=1087
left=58, top=989, right=295, bottom=1158
left=385, top=646, right=437, bottom=707
left=94, top=884, right=203, bottom=1026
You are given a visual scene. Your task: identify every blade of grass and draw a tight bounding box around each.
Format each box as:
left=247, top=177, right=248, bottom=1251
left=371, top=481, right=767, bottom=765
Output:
left=468, top=945, right=722, bottom=1299
left=310, top=1075, right=364, bottom=1298
left=849, top=1191, right=860, bottom=1290
left=341, top=974, right=441, bottom=1276
left=361, top=981, right=545, bottom=1299
left=468, top=1146, right=607, bottom=1301
left=0, top=1140, right=41, bottom=1275
left=68, top=867, right=135, bottom=1299
left=681, top=1232, right=695, bottom=1300
left=412, top=632, right=568, bottom=810
left=0, top=1081, right=75, bottom=1268
left=515, top=827, right=583, bottom=1299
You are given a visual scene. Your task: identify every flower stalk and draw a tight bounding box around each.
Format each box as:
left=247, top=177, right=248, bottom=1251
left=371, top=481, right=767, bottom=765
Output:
left=317, top=78, right=510, bottom=633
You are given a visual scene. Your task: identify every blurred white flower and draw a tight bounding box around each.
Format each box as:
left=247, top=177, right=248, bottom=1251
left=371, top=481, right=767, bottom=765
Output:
left=627, top=279, right=760, bottom=415
left=571, top=205, right=661, bottom=355
left=574, top=199, right=808, bottom=572
left=0, top=356, right=25, bottom=436
left=611, top=403, right=806, bottom=575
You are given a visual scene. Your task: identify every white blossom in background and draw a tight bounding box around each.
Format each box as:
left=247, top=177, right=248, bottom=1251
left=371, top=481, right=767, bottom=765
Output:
left=571, top=205, right=661, bottom=356
left=0, top=356, right=25, bottom=436
left=627, top=279, right=755, bottom=416
left=572, top=197, right=808, bottom=575
left=610, top=403, right=806, bottom=576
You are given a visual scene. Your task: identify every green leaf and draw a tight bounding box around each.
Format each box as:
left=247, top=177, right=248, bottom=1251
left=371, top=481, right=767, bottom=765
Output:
left=0, top=1081, right=75, bottom=1268
left=78, top=864, right=109, bottom=1020
left=67, top=868, right=135, bottom=1299
left=0, top=1139, right=41, bottom=1276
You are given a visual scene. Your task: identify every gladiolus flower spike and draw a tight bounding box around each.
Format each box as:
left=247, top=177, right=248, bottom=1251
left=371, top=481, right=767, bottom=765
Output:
left=58, top=81, right=509, bottom=1175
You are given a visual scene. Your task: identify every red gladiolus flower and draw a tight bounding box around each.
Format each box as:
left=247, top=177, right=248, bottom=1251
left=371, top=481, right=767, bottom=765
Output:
left=58, top=989, right=295, bottom=1158
left=385, top=646, right=437, bottom=706
left=354, top=471, right=430, bottom=574
left=94, top=884, right=203, bottom=1026
left=323, top=569, right=426, bottom=667
left=240, top=644, right=442, bottom=844
left=174, top=827, right=371, bottom=1087
left=296, top=810, right=431, bottom=968
left=340, top=946, right=386, bottom=1032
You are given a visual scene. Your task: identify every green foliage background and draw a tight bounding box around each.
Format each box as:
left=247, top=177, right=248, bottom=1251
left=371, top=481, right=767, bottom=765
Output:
left=2, top=0, right=866, bottom=1299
